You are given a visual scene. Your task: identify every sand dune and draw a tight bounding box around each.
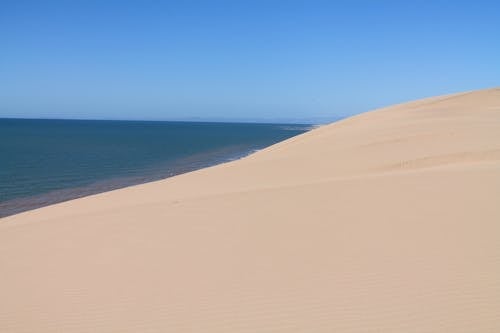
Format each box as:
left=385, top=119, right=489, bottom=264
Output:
left=1, top=88, right=500, bottom=332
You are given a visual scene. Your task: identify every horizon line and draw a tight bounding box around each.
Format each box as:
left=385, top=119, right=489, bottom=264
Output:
left=0, top=115, right=341, bottom=125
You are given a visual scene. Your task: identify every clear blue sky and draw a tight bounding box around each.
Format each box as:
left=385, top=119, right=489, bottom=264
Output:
left=1, top=1, right=499, bottom=123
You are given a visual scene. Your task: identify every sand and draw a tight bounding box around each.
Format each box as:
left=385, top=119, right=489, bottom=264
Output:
left=1, top=88, right=500, bottom=332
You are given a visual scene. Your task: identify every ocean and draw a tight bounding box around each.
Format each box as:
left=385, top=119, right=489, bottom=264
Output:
left=0, top=118, right=311, bottom=217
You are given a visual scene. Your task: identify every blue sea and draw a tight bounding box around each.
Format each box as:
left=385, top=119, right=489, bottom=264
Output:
left=0, top=118, right=311, bottom=217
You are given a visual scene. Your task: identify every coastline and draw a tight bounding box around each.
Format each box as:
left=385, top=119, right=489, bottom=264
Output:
left=0, top=144, right=258, bottom=218
left=1, top=88, right=499, bottom=332
left=0, top=122, right=313, bottom=218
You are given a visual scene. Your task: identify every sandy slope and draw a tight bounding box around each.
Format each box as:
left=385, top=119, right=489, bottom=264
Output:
left=1, top=88, right=500, bottom=332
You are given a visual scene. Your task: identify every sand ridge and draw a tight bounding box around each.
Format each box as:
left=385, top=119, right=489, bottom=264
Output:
left=1, top=88, right=500, bottom=332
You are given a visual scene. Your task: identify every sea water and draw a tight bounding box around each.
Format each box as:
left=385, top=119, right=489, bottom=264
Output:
left=0, top=118, right=311, bottom=217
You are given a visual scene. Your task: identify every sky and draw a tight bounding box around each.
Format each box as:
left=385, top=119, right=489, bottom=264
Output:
left=1, top=0, right=499, bottom=123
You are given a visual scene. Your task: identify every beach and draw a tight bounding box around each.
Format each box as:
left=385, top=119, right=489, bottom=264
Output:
left=1, top=88, right=499, bottom=331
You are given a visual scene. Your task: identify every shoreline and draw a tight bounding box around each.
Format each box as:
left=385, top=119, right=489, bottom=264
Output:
left=0, top=122, right=314, bottom=218
left=0, top=144, right=262, bottom=218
